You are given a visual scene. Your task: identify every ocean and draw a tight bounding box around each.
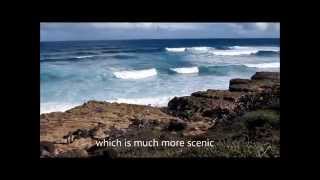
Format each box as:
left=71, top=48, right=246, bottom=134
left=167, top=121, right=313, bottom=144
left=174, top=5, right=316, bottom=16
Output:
left=40, top=38, right=280, bottom=114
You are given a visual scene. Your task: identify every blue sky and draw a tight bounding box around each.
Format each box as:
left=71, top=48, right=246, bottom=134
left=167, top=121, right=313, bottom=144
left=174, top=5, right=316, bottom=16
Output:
left=40, top=23, right=280, bottom=41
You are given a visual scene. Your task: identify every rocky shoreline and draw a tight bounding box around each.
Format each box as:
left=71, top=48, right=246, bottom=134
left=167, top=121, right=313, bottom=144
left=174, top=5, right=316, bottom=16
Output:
left=40, top=72, right=280, bottom=158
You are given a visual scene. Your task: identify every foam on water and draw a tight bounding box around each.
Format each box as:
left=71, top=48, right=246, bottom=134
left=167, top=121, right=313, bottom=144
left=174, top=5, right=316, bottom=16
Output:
left=107, top=96, right=174, bottom=107
left=209, top=46, right=279, bottom=56
left=210, top=50, right=259, bottom=56
left=244, top=62, right=280, bottom=68
left=170, top=67, right=199, bottom=74
left=41, top=39, right=280, bottom=113
left=166, top=46, right=279, bottom=56
left=165, top=47, right=186, bottom=52
left=113, top=68, right=158, bottom=79
left=75, top=55, right=95, bottom=59
left=186, top=47, right=213, bottom=53
left=40, top=102, right=82, bottom=114
left=40, top=96, right=179, bottom=114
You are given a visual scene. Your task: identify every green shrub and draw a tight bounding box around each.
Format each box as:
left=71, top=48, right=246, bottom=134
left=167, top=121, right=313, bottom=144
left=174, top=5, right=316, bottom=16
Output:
left=239, top=109, right=280, bottom=130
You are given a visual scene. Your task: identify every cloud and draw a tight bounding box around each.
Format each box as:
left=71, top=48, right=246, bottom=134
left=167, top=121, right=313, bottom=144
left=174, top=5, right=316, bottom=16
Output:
left=90, top=23, right=207, bottom=30
left=255, top=23, right=269, bottom=30
left=40, top=23, right=279, bottom=41
left=227, top=23, right=279, bottom=31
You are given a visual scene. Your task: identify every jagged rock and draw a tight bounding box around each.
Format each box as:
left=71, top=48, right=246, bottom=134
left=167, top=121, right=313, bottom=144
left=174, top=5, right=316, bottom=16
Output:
left=229, top=79, right=275, bottom=92
left=40, top=101, right=177, bottom=156
left=91, top=128, right=109, bottom=139
left=168, top=90, right=242, bottom=121
left=40, top=141, right=56, bottom=157
left=229, top=72, right=279, bottom=92
left=251, top=72, right=280, bottom=81
left=182, top=121, right=215, bottom=136
left=168, top=72, right=279, bottom=123
left=40, top=72, right=280, bottom=158
left=167, top=119, right=187, bottom=131
left=192, top=90, right=243, bottom=102
left=87, top=146, right=118, bottom=159
left=56, top=149, right=88, bottom=158
left=93, top=149, right=118, bottom=159
left=72, top=129, right=90, bottom=138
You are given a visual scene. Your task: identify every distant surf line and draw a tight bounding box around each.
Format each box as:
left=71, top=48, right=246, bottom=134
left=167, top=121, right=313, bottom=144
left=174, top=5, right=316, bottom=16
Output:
left=112, top=63, right=280, bottom=80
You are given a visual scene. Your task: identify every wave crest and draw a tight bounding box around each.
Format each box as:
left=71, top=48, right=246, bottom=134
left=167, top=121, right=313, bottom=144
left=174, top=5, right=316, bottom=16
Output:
left=75, top=55, right=95, bottom=59
left=165, top=48, right=186, bottom=52
left=186, top=47, right=212, bottom=52
left=166, top=47, right=212, bottom=53
left=170, top=67, right=199, bottom=74
left=113, top=68, right=157, bottom=79
left=211, top=50, right=259, bottom=56
left=244, top=62, right=280, bottom=68
left=165, top=46, right=279, bottom=56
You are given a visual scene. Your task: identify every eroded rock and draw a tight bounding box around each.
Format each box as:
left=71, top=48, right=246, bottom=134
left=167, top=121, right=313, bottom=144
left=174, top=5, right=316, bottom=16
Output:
left=40, top=72, right=280, bottom=158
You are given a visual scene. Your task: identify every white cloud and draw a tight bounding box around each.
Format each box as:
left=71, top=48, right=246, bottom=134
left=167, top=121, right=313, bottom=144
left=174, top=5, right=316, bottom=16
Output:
left=41, top=22, right=280, bottom=41
left=275, top=23, right=280, bottom=31
left=255, top=23, right=269, bottom=31
left=89, top=23, right=206, bottom=30
left=226, top=22, right=279, bottom=31
left=42, top=22, right=279, bottom=32
left=91, top=23, right=141, bottom=29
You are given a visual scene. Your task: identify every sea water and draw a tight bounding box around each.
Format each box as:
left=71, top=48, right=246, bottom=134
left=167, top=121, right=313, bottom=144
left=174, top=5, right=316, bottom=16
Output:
left=40, top=38, right=280, bottom=114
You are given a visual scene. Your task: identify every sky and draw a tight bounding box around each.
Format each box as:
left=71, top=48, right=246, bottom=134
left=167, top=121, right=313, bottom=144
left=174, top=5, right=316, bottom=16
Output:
left=40, top=23, right=280, bottom=41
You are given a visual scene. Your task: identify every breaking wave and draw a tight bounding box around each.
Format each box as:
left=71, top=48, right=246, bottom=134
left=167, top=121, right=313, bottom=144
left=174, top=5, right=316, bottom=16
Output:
left=107, top=96, right=174, bottom=107
left=210, top=50, right=259, bottom=56
left=170, top=66, right=199, bottom=74
left=165, top=46, right=279, bottom=56
left=165, top=47, right=186, bottom=52
left=244, top=62, right=280, bottom=68
left=113, top=68, right=158, bottom=79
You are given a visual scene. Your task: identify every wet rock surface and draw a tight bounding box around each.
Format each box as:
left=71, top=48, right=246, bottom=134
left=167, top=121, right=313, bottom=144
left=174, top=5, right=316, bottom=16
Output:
left=40, top=72, right=280, bottom=158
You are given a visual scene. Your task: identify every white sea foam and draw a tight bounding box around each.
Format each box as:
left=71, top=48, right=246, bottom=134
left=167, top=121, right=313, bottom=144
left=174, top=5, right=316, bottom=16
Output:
left=230, top=46, right=279, bottom=51
left=244, top=62, right=280, bottom=68
left=75, top=55, right=95, bottom=59
left=166, top=46, right=279, bottom=56
left=229, top=46, right=252, bottom=50
left=210, top=50, right=259, bottom=56
left=209, top=46, right=279, bottom=56
left=113, top=68, right=157, bottom=79
left=165, top=47, right=186, bottom=52
left=186, top=47, right=212, bottom=52
left=166, top=47, right=212, bottom=53
left=107, top=96, right=175, bottom=107
left=40, top=96, right=176, bottom=114
left=170, top=66, right=199, bottom=74
left=40, top=102, right=81, bottom=114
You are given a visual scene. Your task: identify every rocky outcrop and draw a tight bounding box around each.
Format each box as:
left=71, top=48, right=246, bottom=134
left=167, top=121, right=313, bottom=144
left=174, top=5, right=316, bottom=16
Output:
left=251, top=72, right=280, bottom=81
left=167, top=72, right=280, bottom=123
left=168, top=90, right=243, bottom=122
left=40, top=101, right=179, bottom=157
left=40, top=72, right=280, bottom=158
left=229, top=72, right=280, bottom=92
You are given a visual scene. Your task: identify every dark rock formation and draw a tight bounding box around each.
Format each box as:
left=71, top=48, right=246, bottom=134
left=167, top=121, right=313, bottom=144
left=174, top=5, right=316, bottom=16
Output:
left=56, top=149, right=89, bottom=158
left=167, top=119, right=187, bottom=131
left=229, top=72, right=279, bottom=92
left=251, top=72, right=280, bottom=81
left=40, top=72, right=280, bottom=158
left=167, top=72, right=280, bottom=124
left=40, top=141, right=56, bottom=157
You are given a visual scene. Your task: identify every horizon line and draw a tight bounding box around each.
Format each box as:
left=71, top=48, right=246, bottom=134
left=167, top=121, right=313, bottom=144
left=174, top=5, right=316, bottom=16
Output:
left=41, top=37, right=280, bottom=43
